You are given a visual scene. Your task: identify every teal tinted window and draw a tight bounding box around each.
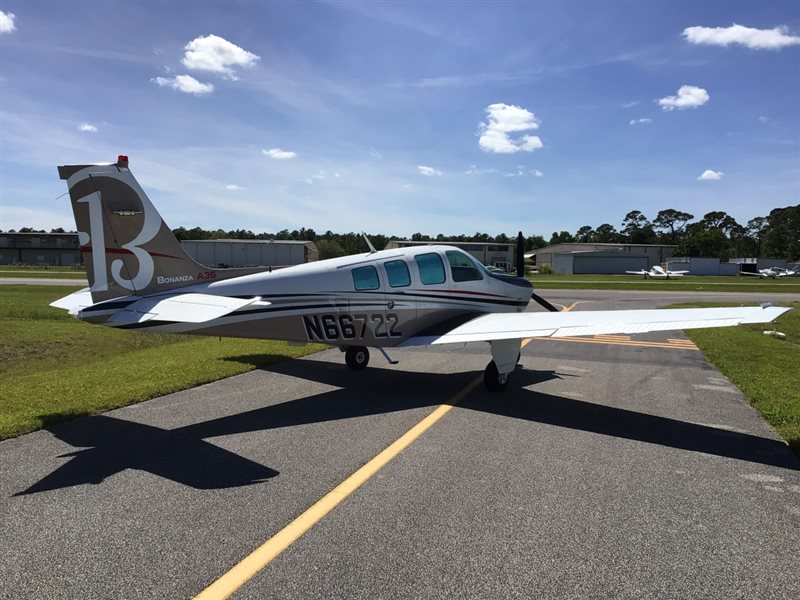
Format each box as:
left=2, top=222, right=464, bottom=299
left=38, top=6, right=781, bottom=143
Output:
left=414, top=253, right=445, bottom=285
left=352, top=265, right=379, bottom=290
left=446, top=251, right=483, bottom=282
left=385, top=260, right=411, bottom=287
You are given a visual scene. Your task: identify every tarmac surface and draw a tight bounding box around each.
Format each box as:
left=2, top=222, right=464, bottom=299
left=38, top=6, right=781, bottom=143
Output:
left=2, top=289, right=799, bottom=599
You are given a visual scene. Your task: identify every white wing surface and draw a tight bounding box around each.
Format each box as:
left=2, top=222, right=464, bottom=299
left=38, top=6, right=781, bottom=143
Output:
left=400, top=305, right=790, bottom=346
left=107, top=293, right=262, bottom=324
left=50, top=287, right=94, bottom=315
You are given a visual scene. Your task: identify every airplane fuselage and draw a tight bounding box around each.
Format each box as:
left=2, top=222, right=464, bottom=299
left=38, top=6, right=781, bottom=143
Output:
left=77, top=246, right=533, bottom=348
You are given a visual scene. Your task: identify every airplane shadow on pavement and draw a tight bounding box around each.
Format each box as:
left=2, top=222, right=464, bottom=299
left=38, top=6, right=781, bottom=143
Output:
left=16, top=358, right=799, bottom=496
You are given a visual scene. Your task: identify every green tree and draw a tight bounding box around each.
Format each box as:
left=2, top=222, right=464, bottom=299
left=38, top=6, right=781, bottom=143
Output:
left=594, top=223, right=621, bottom=243
left=574, top=225, right=595, bottom=243
left=653, top=209, right=694, bottom=244
left=762, top=205, right=800, bottom=260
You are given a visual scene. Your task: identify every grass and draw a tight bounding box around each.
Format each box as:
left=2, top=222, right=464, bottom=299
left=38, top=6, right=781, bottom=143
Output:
left=669, top=301, right=800, bottom=455
left=0, top=285, right=325, bottom=440
left=0, top=271, right=88, bottom=279
left=528, top=273, right=800, bottom=293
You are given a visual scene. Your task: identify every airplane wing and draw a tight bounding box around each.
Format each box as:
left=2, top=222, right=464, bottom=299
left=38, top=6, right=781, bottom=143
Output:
left=625, top=270, right=646, bottom=275
left=739, top=271, right=761, bottom=276
left=668, top=270, right=690, bottom=275
left=400, top=305, right=790, bottom=346
left=106, top=293, right=264, bottom=324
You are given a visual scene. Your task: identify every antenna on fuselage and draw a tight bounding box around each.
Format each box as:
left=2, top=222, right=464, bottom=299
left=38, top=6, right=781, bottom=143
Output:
left=362, top=232, right=377, bottom=254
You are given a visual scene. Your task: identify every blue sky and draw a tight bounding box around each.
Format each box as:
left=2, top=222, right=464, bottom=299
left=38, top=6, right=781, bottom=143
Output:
left=1, top=1, right=798, bottom=238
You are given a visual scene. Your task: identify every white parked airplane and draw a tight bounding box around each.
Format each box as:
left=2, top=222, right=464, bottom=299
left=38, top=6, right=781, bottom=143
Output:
left=740, top=267, right=797, bottom=279
left=51, top=157, right=790, bottom=391
left=625, top=265, right=690, bottom=279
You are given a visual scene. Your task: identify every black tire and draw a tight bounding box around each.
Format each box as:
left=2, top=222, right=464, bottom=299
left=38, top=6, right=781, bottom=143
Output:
left=484, top=360, right=510, bottom=392
left=345, top=346, right=369, bottom=370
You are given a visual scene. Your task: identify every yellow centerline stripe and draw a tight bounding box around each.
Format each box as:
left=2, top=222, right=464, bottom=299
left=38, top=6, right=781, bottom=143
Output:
left=539, top=337, right=698, bottom=350
left=196, top=335, right=538, bottom=599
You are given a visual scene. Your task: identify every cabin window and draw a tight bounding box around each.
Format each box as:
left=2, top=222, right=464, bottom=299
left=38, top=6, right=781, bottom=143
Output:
left=414, top=252, right=445, bottom=285
left=384, top=259, right=411, bottom=287
left=352, top=265, right=380, bottom=290
left=446, top=251, right=483, bottom=282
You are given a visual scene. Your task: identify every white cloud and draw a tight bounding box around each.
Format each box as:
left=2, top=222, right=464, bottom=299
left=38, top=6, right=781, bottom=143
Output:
left=0, top=10, right=15, bottom=33
left=152, top=75, right=214, bottom=95
left=417, top=165, right=442, bottom=176
left=698, top=169, right=723, bottom=180
left=622, top=101, right=639, bottom=109
left=683, top=24, right=800, bottom=50
left=262, top=148, right=296, bottom=160
left=225, top=184, right=245, bottom=191
left=78, top=122, right=98, bottom=133
left=478, top=103, right=543, bottom=154
left=464, top=165, right=497, bottom=175
left=503, top=166, right=544, bottom=178
left=758, top=115, right=770, bottom=124
left=658, top=85, right=709, bottom=111
left=629, top=118, right=653, bottom=125
left=181, top=34, right=260, bottom=79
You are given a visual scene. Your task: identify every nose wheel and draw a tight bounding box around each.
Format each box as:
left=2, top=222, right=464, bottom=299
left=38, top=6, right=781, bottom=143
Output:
left=484, top=360, right=510, bottom=392
left=345, top=346, right=370, bottom=370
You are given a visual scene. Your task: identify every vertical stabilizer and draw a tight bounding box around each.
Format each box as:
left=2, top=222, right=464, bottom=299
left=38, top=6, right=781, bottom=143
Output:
left=58, top=156, right=255, bottom=303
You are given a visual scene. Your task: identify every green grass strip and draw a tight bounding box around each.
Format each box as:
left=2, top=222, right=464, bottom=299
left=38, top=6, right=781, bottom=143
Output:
left=668, top=301, right=800, bottom=455
left=529, top=274, right=800, bottom=293
left=0, top=285, right=325, bottom=439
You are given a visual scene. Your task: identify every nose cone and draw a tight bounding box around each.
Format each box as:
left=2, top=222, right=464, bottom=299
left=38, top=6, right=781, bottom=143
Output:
left=487, top=272, right=532, bottom=302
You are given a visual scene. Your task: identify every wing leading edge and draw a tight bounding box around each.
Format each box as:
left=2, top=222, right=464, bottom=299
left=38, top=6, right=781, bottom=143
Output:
left=400, top=305, right=791, bottom=346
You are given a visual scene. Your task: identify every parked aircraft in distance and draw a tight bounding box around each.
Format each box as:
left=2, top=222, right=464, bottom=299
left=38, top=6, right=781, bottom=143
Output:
left=51, top=157, right=790, bottom=391
left=625, top=265, right=690, bottom=279
left=740, top=267, right=797, bottom=279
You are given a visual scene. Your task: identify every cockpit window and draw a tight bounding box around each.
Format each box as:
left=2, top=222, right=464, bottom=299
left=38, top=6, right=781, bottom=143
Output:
left=446, top=251, right=483, bottom=282
left=414, top=253, right=445, bottom=285
left=384, top=259, right=411, bottom=287
left=352, top=265, right=380, bottom=290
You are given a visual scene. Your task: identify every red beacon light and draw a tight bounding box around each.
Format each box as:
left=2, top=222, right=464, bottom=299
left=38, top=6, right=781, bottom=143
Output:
left=117, top=154, right=129, bottom=167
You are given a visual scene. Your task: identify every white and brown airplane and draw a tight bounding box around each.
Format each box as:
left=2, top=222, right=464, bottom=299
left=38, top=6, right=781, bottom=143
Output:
left=51, top=156, right=789, bottom=391
left=740, top=267, right=797, bottom=279
left=625, top=265, right=690, bottom=279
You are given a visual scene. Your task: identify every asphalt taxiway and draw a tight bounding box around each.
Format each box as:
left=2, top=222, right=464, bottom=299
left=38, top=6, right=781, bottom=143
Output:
left=1, top=290, right=798, bottom=599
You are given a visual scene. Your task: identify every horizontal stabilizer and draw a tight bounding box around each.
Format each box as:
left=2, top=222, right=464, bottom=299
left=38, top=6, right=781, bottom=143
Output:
left=106, top=293, right=262, bottom=324
left=50, top=288, right=94, bottom=315
left=400, top=305, right=791, bottom=346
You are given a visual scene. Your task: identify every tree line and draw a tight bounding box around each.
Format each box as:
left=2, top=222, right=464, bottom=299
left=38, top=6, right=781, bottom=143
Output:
left=547, top=205, right=798, bottom=260
left=5, top=204, right=796, bottom=261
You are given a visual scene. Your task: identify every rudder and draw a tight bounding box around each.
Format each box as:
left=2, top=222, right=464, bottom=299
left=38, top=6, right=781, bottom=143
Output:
left=58, top=155, right=256, bottom=303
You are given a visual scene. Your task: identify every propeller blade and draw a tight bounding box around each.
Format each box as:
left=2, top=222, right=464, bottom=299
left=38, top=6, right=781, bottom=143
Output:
left=531, top=292, right=560, bottom=312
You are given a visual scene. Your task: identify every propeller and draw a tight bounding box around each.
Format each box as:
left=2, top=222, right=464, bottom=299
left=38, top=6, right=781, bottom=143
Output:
left=531, top=291, right=560, bottom=312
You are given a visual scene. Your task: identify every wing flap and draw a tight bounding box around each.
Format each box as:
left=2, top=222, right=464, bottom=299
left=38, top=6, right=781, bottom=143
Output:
left=400, top=305, right=791, bottom=346
left=107, top=293, right=261, bottom=324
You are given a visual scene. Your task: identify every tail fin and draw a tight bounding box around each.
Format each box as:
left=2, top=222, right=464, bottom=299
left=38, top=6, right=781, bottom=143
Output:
left=58, top=155, right=256, bottom=303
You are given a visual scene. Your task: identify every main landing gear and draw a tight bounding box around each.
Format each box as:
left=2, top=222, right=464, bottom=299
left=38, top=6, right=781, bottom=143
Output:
left=483, top=338, right=523, bottom=392
left=484, top=360, right=509, bottom=392
left=345, top=346, right=369, bottom=370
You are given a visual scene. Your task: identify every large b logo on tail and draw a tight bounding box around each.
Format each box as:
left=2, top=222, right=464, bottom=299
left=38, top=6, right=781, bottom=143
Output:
left=78, top=189, right=159, bottom=293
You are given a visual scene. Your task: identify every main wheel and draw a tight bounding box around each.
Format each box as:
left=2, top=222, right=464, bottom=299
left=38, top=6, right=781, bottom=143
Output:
left=484, top=360, right=510, bottom=392
left=345, top=346, right=369, bottom=370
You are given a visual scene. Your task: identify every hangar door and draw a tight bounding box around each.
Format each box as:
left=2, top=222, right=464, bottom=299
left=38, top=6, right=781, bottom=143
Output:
left=573, top=256, right=647, bottom=274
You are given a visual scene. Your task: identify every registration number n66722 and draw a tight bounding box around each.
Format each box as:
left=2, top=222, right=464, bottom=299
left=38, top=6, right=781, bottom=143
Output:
left=302, top=313, right=401, bottom=341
